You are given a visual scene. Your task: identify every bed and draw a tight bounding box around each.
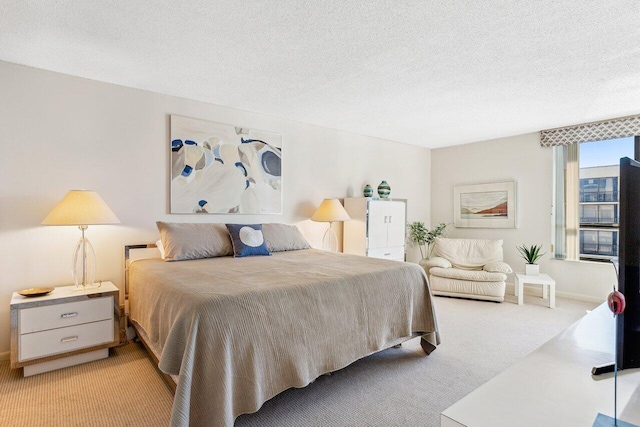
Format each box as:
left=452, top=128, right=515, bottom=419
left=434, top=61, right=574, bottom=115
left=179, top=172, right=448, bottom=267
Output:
left=126, top=231, right=439, bottom=427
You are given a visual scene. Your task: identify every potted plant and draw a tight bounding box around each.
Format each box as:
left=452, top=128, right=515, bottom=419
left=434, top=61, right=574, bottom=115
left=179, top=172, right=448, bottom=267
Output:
left=408, top=222, right=448, bottom=260
left=516, top=244, right=546, bottom=276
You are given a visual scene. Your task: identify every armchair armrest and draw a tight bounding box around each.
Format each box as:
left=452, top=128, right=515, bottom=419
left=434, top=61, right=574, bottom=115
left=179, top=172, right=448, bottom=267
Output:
left=419, top=256, right=452, bottom=275
left=483, top=261, right=513, bottom=274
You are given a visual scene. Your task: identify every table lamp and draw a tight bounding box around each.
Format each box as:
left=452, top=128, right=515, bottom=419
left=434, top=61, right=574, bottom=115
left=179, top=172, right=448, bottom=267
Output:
left=311, top=199, right=350, bottom=251
left=42, top=190, right=120, bottom=289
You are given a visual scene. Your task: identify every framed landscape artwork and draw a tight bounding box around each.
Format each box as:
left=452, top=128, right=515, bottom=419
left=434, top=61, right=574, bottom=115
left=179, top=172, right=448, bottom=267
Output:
left=454, top=181, right=516, bottom=228
left=170, top=115, right=282, bottom=214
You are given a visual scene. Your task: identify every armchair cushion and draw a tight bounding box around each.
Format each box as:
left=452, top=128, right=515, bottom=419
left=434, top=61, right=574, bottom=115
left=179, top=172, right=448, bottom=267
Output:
left=430, top=267, right=507, bottom=283
left=434, top=237, right=503, bottom=270
left=419, top=256, right=453, bottom=275
left=421, top=256, right=452, bottom=269
left=483, top=261, right=513, bottom=274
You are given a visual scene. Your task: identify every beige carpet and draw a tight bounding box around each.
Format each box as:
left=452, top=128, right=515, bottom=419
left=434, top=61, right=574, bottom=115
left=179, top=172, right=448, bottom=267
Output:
left=0, top=342, right=173, bottom=426
left=0, top=294, right=597, bottom=426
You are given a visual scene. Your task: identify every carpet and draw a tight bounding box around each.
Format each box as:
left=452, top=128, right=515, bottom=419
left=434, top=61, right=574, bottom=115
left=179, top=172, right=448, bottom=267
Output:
left=0, top=294, right=597, bottom=426
left=0, top=341, right=174, bottom=426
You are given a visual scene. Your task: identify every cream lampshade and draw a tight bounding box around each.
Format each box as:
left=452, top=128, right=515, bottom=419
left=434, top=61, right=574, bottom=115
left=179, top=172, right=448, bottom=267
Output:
left=311, top=199, right=350, bottom=251
left=42, top=190, right=120, bottom=289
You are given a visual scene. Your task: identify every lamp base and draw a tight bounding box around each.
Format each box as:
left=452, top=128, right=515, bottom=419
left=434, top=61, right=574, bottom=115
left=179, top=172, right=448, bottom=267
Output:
left=321, top=223, right=338, bottom=252
left=70, top=282, right=103, bottom=291
left=72, top=227, right=96, bottom=289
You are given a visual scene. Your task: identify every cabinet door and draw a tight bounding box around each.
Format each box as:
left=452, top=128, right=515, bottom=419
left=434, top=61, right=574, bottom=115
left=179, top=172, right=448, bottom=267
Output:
left=367, top=201, right=388, bottom=248
left=385, top=201, right=406, bottom=247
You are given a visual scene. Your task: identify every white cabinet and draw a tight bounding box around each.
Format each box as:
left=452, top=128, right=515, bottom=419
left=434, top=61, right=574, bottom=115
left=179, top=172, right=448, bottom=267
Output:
left=343, top=198, right=406, bottom=261
left=10, top=282, right=120, bottom=376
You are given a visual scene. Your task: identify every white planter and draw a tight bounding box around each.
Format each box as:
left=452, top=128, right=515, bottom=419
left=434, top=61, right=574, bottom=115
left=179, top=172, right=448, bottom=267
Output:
left=525, top=263, right=539, bottom=276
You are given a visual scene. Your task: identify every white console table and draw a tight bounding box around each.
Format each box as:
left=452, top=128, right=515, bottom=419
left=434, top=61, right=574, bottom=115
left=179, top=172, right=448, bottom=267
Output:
left=441, top=302, right=640, bottom=426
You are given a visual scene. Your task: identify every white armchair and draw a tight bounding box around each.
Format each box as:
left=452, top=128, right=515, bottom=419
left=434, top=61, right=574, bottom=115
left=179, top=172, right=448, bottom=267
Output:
left=420, top=237, right=512, bottom=302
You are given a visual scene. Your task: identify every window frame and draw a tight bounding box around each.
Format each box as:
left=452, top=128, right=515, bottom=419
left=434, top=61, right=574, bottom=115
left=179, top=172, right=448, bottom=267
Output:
left=552, top=136, right=640, bottom=262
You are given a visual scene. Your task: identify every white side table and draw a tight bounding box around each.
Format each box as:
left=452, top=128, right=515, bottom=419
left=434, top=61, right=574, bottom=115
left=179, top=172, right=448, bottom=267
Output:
left=514, top=273, right=556, bottom=308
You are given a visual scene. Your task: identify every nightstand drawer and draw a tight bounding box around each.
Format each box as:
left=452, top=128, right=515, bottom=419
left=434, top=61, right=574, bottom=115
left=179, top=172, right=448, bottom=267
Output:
left=19, top=319, right=114, bottom=362
left=20, top=296, right=113, bottom=334
left=367, top=246, right=405, bottom=261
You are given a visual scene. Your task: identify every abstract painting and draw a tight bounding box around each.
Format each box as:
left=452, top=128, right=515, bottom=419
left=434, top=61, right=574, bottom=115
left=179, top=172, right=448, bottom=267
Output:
left=454, top=182, right=516, bottom=228
left=170, top=115, right=282, bottom=214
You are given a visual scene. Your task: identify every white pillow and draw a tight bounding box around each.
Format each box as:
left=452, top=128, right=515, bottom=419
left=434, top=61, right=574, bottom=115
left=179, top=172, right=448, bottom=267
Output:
left=156, top=240, right=166, bottom=260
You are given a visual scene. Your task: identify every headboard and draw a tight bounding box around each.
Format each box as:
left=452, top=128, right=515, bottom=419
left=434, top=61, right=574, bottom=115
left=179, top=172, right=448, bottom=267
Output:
left=124, top=243, right=161, bottom=301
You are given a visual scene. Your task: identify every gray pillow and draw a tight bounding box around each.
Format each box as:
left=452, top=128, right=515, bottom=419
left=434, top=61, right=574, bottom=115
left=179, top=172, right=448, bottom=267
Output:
left=262, top=223, right=311, bottom=252
left=156, top=222, right=233, bottom=261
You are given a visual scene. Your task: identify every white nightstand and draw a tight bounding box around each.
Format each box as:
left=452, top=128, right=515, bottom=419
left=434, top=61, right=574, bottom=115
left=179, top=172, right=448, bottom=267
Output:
left=10, top=282, right=120, bottom=376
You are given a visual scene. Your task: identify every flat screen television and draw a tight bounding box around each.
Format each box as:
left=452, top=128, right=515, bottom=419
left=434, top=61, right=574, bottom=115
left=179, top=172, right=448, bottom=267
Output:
left=616, top=156, right=640, bottom=370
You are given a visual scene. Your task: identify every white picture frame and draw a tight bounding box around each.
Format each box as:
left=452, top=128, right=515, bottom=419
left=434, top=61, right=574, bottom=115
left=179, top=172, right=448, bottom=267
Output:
left=454, top=181, right=516, bottom=228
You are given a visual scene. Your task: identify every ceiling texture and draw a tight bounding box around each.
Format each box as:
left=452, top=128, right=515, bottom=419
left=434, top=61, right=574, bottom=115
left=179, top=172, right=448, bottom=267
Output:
left=1, top=0, right=639, bottom=148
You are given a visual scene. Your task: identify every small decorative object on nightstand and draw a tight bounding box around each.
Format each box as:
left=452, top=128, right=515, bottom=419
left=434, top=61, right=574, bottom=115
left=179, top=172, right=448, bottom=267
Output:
left=18, top=287, right=54, bottom=297
left=363, top=184, right=374, bottom=198
left=377, top=180, right=391, bottom=198
left=10, top=282, right=120, bottom=376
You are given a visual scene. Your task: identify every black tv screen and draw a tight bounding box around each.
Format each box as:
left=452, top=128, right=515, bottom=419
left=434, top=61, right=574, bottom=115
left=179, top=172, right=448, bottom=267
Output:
left=617, top=156, right=640, bottom=369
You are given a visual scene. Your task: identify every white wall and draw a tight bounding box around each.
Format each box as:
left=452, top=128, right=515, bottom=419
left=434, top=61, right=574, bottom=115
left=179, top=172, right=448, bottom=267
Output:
left=431, top=133, right=616, bottom=302
left=0, top=61, right=431, bottom=354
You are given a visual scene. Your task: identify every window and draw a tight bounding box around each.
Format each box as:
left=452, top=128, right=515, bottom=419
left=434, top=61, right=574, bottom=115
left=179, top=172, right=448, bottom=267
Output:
left=579, top=177, right=618, bottom=202
left=579, top=229, right=618, bottom=258
left=554, top=136, right=637, bottom=262
left=579, top=204, right=617, bottom=224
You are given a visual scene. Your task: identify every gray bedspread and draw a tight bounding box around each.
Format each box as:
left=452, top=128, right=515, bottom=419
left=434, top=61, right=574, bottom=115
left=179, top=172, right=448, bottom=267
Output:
left=129, top=249, right=439, bottom=426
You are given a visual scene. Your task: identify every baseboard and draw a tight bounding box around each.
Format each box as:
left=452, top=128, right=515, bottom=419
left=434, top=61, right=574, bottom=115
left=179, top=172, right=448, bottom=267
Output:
left=0, top=351, right=10, bottom=362
left=505, top=283, right=604, bottom=304
left=554, top=290, right=603, bottom=304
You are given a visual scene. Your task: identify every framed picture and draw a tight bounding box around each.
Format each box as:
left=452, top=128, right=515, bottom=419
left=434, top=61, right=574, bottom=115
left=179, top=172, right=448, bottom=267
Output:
left=170, top=115, right=282, bottom=214
left=454, top=181, right=516, bottom=228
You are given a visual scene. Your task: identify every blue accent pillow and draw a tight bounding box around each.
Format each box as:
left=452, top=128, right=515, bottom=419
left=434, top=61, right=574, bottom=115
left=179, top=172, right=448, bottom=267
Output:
left=225, top=224, right=271, bottom=258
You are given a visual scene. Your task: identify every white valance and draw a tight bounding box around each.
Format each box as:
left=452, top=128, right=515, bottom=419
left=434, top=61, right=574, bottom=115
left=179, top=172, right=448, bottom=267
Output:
left=540, top=115, right=640, bottom=147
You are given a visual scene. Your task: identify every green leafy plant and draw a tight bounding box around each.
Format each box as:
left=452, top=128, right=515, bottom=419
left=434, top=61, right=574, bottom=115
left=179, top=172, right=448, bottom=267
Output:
left=408, top=222, right=448, bottom=259
left=516, top=244, right=546, bottom=264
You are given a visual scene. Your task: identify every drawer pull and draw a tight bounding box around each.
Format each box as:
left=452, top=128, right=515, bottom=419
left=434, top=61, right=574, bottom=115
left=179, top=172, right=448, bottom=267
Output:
left=61, top=336, right=79, bottom=343
left=61, top=312, right=78, bottom=318
left=384, top=252, right=391, bottom=256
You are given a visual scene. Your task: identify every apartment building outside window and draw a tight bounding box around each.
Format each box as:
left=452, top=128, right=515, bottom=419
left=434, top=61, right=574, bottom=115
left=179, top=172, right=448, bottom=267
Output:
left=579, top=177, right=618, bottom=203
left=580, top=229, right=617, bottom=258
left=578, top=153, right=626, bottom=261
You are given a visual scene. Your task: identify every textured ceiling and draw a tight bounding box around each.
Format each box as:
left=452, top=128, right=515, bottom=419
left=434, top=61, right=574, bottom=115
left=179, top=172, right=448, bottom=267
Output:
left=1, top=1, right=639, bottom=148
